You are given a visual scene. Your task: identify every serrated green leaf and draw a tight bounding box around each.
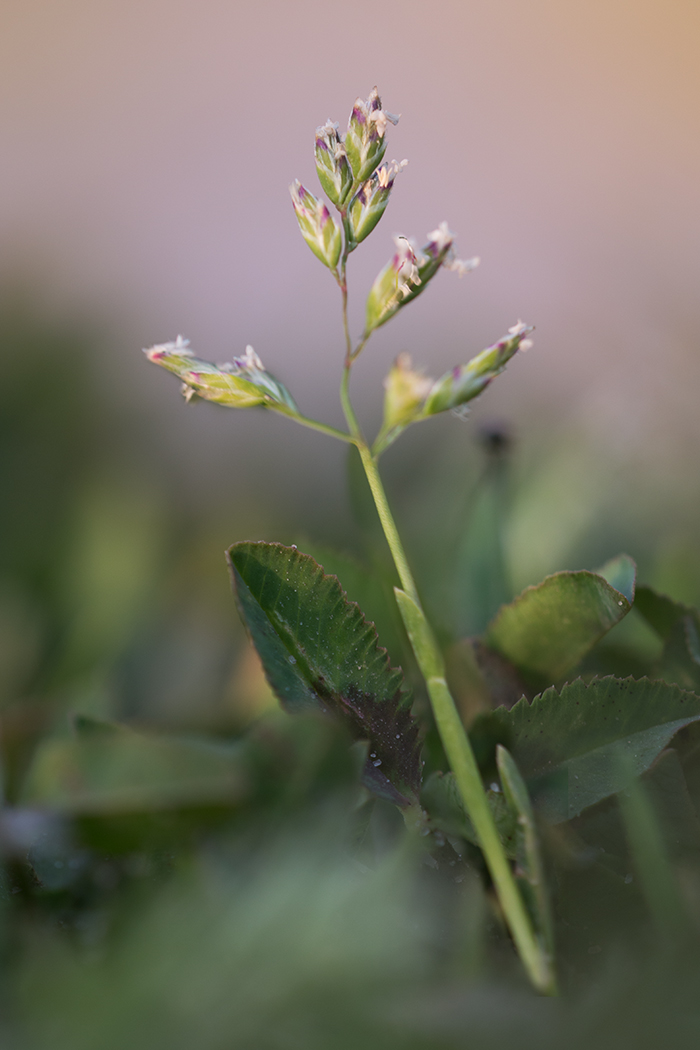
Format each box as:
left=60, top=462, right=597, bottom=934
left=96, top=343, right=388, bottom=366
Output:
left=477, top=676, right=700, bottom=821
left=227, top=542, right=421, bottom=806
left=20, top=730, right=247, bottom=814
left=484, top=562, right=635, bottom=684
left=292, top=541, right=409, bottom=672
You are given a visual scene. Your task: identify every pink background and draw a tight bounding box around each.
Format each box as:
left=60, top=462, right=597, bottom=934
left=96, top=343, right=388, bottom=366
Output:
left=2, top=0, right=699, bottom=590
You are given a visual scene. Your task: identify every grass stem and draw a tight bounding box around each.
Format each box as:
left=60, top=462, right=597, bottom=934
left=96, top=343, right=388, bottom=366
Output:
left=357, top=441, right=556, bottom=995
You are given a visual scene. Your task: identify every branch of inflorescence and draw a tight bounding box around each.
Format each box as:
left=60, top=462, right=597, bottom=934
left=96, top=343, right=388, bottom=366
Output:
left=275, top=258, right=556, bottom=994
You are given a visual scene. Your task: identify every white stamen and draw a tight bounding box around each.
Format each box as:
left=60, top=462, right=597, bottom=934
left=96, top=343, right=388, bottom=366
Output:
left=426, top=221, right=454, bottom=253
left=238, top=344, right=265, bottom=371
left=369, top=109, right=388, bottom=137
left=443, top=255, right=480, bottom=276
left=144, top=334, right=192, bottom=357
left=376, top=158, right=408, bottom=188
left=377, top=167, right=391, bottom=189
left=508, top=320, right=528, bottom=337
left=317, top=118, right=339, bottom=138
left=393, top=236, right=422, bottom=294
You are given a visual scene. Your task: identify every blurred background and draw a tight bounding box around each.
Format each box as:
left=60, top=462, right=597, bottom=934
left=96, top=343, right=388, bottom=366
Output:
left=1, top=0, right=699, bottom=734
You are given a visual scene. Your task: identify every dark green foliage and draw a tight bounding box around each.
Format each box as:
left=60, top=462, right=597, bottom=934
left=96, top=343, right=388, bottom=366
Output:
left=634, top=584, right=700, bottom=692
left=228, top=542, right=422, bottom=805
left=616, top=750, right=688, bottom=936
left=16, top=816, right=434, bottom=1050
left=421, top=769, right=519, bottom=857
left=634, top=584, right=696, bottom=639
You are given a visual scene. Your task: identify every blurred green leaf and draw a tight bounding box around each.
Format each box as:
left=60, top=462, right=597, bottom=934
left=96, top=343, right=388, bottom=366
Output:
left=0, top=304, right=101, bottom=599
left=474, top=676, right=700, bottom=821
left=52, top=481, right=165, bottom=685
left=227, top=542, right=422, bottom=806
left=617, top=752, right=687, bottom=936
left=243, top=711, right=363, bottom=811
left=23, top=713, right=362, bottom=855
left=639, top=748, right=700, bottom=861
left=73, top=713, right=123, bottom=736
left=0, top=588, right=44, bottom=705
left=453, top=434, right=512, bottom=637
left=484, top=560, right=635, bottom=684
left=17, top=815, right=432, bottom=1050
left=19, top=724, right=247, bottom=814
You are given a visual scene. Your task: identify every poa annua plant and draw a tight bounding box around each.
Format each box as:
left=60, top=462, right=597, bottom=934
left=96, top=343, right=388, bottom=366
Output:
left=144, top=86, right=550, bottom=993
left=145, top=89, right=700, bottom=997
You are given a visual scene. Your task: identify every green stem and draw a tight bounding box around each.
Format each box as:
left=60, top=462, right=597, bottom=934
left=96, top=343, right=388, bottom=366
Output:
left=350, top=334, right=369, bottom=363
left=357, top=441, right=555, bottom=995
left=271, top=405, right=354, bottom=444
left=338, top=254, right=365, bottom=444
left=340, top=266, right=352, bottom=364
left=356, top=444, right=418, bottom=603
left=372, top=421, right=411, bottom=459
left=340, top=364, right=362, bottom=442
left=429, top=672, right=556, bottom=994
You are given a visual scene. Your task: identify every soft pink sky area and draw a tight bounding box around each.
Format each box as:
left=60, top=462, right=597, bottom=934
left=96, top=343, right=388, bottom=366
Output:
left=1, top=0, right=699, bottom=509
